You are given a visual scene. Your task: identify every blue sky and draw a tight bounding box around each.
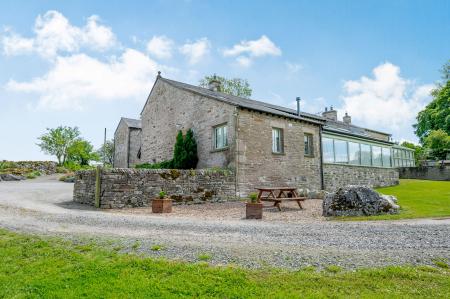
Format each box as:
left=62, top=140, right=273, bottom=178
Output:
left=0, top=0, right=449, bottom=160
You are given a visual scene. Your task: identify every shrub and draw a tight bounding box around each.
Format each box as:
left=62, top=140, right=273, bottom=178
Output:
left=248, top=193, right=258, bottom=203
left=135, top=160, right=173, bottom=169
left=158, top=191, right=166, bottom=199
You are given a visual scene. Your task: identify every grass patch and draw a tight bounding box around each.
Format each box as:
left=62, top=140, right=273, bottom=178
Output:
left=325, top=265, right=342, bottom=273
left=342, top=179, right=450, bottom=221
left=198, top=253, right=212, bottom=261
left=150, top=244, right=164, bottom=251
left=433, top=258, right=449, bottom=269
left=0, top=229, right=449, bottom=298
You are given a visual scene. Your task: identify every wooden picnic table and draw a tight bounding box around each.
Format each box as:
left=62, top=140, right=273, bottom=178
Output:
left=255, top=187, right=306, bottom=211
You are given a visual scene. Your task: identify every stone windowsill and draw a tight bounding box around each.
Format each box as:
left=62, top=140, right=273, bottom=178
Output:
left=210, top=147, right=229, bottom=153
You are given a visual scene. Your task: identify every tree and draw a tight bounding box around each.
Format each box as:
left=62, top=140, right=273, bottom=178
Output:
left=67, top=139, right=99, bottom=166
left=97, top=139, right=115, bottom=165
left=414, top=61, right=450, bottom=143
left=37, top=126, right=80, bottom=165
left=184, top=129, right=198, bottom=169
left=172, top=131, right=187, bottom=169
left=199, top=75, right=252, bottom=98
left=424, top=130, right=450, bottom=160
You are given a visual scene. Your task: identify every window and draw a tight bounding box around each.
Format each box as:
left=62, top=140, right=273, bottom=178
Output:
left=334, top=139, right=348, bottom=163
left=304, top=134, right=313, bottom=156
left=213, top=124, right=228, bottom=149
left=323, top=138, right=334, bottom=163
left=382, top=147, right=391, bottom=167
left=372, top=146, right=382, bottom=166
left=360, top=144, right=372, bottom=166
left=272, top=128, right=283, bottom=153
left=348, top=142, right=360, bottom=165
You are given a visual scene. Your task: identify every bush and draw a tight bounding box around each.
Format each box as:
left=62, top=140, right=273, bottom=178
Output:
left=248, top=193, right=258, bottom=203
left=0, top=161, right=18, bottom=170
left=63, top=161, right=95, bottom=172
left=135, top=160, right=173, bottom=169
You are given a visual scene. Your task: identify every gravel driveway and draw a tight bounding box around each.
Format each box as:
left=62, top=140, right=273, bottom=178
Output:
left=0, top=175, right=449, bottom=269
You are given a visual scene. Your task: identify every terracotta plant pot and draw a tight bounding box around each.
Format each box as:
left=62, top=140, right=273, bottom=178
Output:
left=246, top=202, right=263, bottom=219
left=152, top=198, right=172, bottom=213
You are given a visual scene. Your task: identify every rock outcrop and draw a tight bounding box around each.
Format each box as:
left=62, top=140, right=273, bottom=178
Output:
left=323, top=186, right=399, bottom=217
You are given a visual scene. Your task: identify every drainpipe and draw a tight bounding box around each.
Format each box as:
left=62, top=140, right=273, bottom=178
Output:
left=319, top=126, right=325, bottom=190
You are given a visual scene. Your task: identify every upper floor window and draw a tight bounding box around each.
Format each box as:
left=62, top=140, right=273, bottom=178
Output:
left=213, top=124, right=228, bottom=149
left=272, top=128, right=284, bottom=153
left=304, top=134, right=314, bottom=156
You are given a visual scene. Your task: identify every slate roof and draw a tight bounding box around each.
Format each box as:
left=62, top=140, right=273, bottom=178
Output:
left=121, top=117, right=141, bottom=129
left=157, top=77, right=326, bottom=125
left=323, top=119, right=393, bottom=143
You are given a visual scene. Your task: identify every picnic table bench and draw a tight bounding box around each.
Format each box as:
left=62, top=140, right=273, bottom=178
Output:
left=255, top=187, right=306, bottom=211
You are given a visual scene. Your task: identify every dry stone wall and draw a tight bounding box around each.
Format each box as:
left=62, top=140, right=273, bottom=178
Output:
left=399, top=165, right=450, bottom=181
left=323, top=164, right=399, bottom=191
left=73, top=168, right=236, bottom=209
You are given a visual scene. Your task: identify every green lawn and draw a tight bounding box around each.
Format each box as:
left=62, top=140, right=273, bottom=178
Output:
left=344, top=179, right=450, bottom=221
left=0, top=229, right=449, bottom=298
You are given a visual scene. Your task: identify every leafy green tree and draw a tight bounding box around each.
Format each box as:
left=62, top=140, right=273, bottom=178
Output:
left=199, top=75, right=252, bottom=98
left=37, top=126, right=80, bottom=165
left=67, top=139, right=99, bottom=166
left=184, top=129, right=198, bottom=169
left=97, top=139, right=115, bottom=165
left=172, top=131, right=187, bottom=169
left=424, top=130, right=450, bottom=160
left=414, top=61, right=450, bottom=143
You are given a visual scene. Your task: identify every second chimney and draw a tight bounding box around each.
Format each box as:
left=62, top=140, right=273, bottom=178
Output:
left=322, top=106, right=337, bottom=121
left=343, top=112, right=351, bottom=124
left=208, top=75, right=221, bottom=92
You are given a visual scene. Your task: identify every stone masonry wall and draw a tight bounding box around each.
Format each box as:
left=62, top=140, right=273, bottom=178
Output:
left=140, top=79, right=237, bottom=169
left=323, top=164, right=399, bottom=191
left=236, top=109, right=322, bottom=196
left=399, top=165, right=450, bottom=181
left=73, top=168, right=236, bottom=209
left=114, top=120, right=128, bottom=168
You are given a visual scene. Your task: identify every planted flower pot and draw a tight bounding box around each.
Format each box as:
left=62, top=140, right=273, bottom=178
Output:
left=246, top=202, right=263, bottom=219
left=152, top=198, right=172, bottom=213
left=152, top=191, right=172, bottom=213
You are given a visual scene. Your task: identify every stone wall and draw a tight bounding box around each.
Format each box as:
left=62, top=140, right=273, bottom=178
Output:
left=0, top=161, right=57, bottom=174
left=114, top=120, right=128, bottom=168
left=73, top=168, right=236, bottom=209
left=323, top=164, right=399, bottom=191
left=399, top=165, right=450, bottom=181
left=236, top=109, right=322, bottom=196
left=140, top=79, right=237, bottom=169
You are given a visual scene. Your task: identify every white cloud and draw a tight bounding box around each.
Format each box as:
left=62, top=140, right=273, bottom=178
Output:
left=2, top=10, right=116, bottom=58
left=179, top=37, right=210, bottom=64
left=285, top=62, right=302, bottom=74
left=223, top=35, right=281, bottom=57
left=6, top=49, right=160, bottom=110
left=146, top=35, right=174, bottom=59
left=340, top=62, right=433, bottom=139
left=223, top=35, right=281, bottom=67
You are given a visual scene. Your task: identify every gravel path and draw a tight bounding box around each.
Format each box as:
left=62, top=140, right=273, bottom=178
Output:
left=0, top=175, right=449, bottom=269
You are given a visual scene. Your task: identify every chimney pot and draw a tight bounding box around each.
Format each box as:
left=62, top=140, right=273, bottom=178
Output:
left=296, top=97, right=301, bottom=116
left=208, top=74, right=221, bottom=92
left=343, top=112, right=351, bottom=124
left=322, top=106, right=338, bottom=121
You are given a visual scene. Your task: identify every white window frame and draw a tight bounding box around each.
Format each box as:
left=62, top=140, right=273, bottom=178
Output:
left=213, top=124, right=228, bottom=150
left=272, top=128, right=283, bottom=154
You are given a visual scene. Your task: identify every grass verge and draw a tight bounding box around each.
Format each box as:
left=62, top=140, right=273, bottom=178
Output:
left=340, top=179, right=450, bottom=221
left=0, top=229, right=449, bottom=298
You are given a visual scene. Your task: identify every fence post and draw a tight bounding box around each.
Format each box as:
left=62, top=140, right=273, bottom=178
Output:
left=95, top=166, right=101, bottom=208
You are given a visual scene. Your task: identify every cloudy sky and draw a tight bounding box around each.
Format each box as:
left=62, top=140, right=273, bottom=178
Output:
left=0, top=1, right=449, bottom=160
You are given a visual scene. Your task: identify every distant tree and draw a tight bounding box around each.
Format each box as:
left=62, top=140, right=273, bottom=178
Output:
left=199, top=75, right=252, bottom=98
left=414, top=61, right=450, bottom=143
left=424, top=130, right=450, bottom=160
left=37, top=126, right=80, bottom=165
left=184, top=129, right=198, bottom=169
left=97, top=139, right=115, bottom=165
left=67, top=139, right=99, bottom=166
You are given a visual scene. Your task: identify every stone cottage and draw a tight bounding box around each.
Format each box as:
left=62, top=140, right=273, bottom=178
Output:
left=114, top=73, right=414, bottom=195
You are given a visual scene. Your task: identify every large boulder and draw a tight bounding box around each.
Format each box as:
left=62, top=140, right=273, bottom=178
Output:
left=323, top=186, right=399, bottom=217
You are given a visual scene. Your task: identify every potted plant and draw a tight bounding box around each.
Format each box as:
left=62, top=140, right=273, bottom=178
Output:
left=246, top=192, right=263, bottom=219
left=152, top=190, right=172, bottom=213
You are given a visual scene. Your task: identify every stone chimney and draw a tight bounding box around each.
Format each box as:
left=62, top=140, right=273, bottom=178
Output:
left=343, top=112, right=351, bottom=124
left=208, top=74, right=221, bottom=92
left=322, top=106, right=337, bottom=121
